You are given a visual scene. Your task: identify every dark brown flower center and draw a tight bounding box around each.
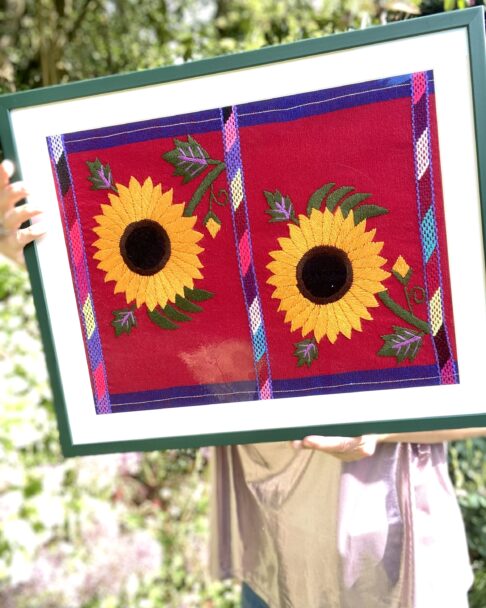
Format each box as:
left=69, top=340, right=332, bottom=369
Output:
left=296, top=245, right=353, bottom=304
left=120, top=219, right=170, bottom=276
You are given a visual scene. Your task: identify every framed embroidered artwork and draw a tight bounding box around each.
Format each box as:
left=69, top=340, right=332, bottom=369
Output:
left=1, top=8, right=485, bottom=455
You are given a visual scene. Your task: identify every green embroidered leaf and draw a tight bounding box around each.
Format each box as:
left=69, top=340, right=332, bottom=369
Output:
left=264, top=190, right=297, bottom=223
left=175, top=294, right=203, bottom=312
left=163, top=304, right=191, bottom=322
left=162, top=135, right=210, bottom=184
left=340, top=192, right=372, bottom=217
left=147, top=309, right=178, bottom=330
left=378, top=326, right=424, bottom=363
left=184, top=287, right=214, bottom=302
left=111, top=307, right=137, bottom=336
left=306, top=183, right=335, bottom=215
left=325, top=186, right=355, bottom=212
left=353, top=204, right=389, bottom=225
left=87, top=158, right=117, bottom=192
left=294, top=339, right=318, bottom=367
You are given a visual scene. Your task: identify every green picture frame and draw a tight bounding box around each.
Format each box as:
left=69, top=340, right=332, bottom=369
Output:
left=0, top=7, right=485, bottom=456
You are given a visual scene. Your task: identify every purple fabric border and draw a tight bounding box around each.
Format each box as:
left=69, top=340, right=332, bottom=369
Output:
left=60, top=72, right=434, bottom=154
left=108, top=363, right=442, bottom=413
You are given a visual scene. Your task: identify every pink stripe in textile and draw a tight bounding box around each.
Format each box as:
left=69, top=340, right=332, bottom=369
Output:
left=441, top=358, right=456, bottom=384
left=223, top=112, right=237, bottom=152
left=239, top=230, right=252, bottom=276
left=412, top=72, right=427, bottom=104
left=260, top=379, right=272, bottom=400
left=93, top=362, right=108, bottom=401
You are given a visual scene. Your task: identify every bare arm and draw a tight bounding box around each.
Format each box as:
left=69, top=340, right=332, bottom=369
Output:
left=293, top=428, right=486, bottom=462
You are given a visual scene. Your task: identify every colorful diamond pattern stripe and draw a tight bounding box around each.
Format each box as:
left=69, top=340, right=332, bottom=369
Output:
left=411, top=72, right=457, bottom=385
left=47, top=134, right=111, bottom=413
left=221, top=105, right=273, bottom=400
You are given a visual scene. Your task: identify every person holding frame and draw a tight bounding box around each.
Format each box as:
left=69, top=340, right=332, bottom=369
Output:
left=1, top=164, right=484, bottom=608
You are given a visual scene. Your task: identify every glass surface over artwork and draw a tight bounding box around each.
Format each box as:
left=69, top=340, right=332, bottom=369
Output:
left=47, top=70, right=458, bottom=415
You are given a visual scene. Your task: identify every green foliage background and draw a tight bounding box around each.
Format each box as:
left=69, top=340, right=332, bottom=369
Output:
left=1, top=0, right=485, bottom=605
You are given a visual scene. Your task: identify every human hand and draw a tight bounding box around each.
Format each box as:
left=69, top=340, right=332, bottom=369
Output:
left=0, top=160, right=45, bottom=265
left=292, top=435, right=383, bottom=462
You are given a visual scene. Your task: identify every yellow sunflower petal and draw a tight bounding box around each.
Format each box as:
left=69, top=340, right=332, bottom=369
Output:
left=171, top=256, right=203, bottom=280
left=313, top=306, right=328, bottom=343
left=93, top=247, right=120, bottom=262
left=327, top=209, right=346, bottom=246
left=170, top=227, right=203, bottom=244
left=146, top=183, right=163, bottom=218
left=104, top=260, right=126, bottom=283
left=298, top=215, right=318, bottom=249
left=284, top=296, right=312, bottom=325
left=277, top=293, right=303, bottom=313
left=93, top=214, right=120, bottom=231
left=352, top=255, right=388, bottom=270
left=140, top=177, right=154, bottom=216
left=154, top=203, right=185, bottom=226
left=288, top=223, right=308, bottom=254
left=107, top=194, right=134, bottom=225
left=334, top=211, right=358, bottom=248
left=99, top=204, right=128, bottom=229
left=348, top=240, right=384, bottom=261
left=269, top=248, right=301, bottom=265
left=135, top=276, right=150, bottom=308
left=125, top=273, right=142, bottom=304
left=338, top=297, right=363, bottom=332
left=97, top=254, right=121, bottom=273
left=350, top=283, right=380, bottom=307
left=114, top=183, right=133, bottom=207
left=321, top=208, right=334, bottom=245
left=270, top=285, right=299, bottom=300
left=308, top=208, right=324, bottom=245
left=266, top=260, right=297, bottom=277
left=302, top=304, right=320, bottom=337
left=92, top=226, right=122, bottom=242
left=163, top=265, right=189, bottom=296
left=277, top=236, right=305, bottom=260
left=332, top=301, right=352, bottom=339
left=154, top=271, right=174, bottom=306
left=346, top=227, right=377, bottom=253
left=267, top=274, right=297, bottom=288
left=113, top=267, right=133, bottom=293
left=353, top=278, right=387, bottom=295
left=144, top=280, right=158, bottom=312
left=354, top=266, right=390, bottom=283
left=342, top=291, right=373, bottom=321
left=326, top=304, right=339, bottom=344
left=289, top=300, right=315, bottom=332
left=172, top=250, right=204, bottom=269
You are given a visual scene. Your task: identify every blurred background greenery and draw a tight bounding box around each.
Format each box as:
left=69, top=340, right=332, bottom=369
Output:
left=1, top=0, right=485, bottom=606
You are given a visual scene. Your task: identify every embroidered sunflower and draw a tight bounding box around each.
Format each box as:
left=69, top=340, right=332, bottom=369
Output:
left=267, top=208, right=390, bottom=344
left=93, top=177, right=204, bottom=311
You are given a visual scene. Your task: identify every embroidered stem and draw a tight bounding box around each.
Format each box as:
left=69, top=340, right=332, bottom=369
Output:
left=378, top=290, right=430, bottom=333
left=184, top=161, right=226, bottom=217
left=404, top=285, right=414, bottom=316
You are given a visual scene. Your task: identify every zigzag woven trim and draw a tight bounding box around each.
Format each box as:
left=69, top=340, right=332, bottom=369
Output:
left=410, top=72, right=458, bottom=385
left=47, top=135, right=111, bottom=413
left=220, top=106, right=273, bottom=400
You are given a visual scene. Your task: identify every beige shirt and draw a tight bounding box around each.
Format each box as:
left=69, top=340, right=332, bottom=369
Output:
left=211, top=442, right=473, bottom=608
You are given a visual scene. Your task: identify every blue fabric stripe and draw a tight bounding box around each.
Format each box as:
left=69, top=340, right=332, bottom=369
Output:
left=108, top=364, right=442, bottom=413
left=60, top=72, right=435, bottom=154
left=421, top=206, right=437, bottom=262
left=253, top=325, right=266, bottom=361
left=63, top=108, right=221, bottom=153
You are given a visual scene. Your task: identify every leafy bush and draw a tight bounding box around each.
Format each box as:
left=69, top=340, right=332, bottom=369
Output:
left=0, top=261, right=239, bottom=607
